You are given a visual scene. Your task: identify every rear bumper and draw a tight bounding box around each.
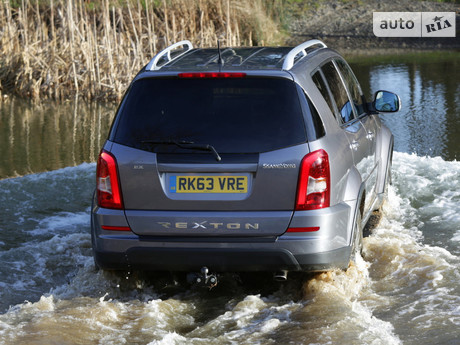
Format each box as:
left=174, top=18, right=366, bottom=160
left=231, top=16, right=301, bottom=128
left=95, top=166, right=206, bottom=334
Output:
left=94, top=239, right=351, bottom=272
left=92, top=202, right=353, bottom=273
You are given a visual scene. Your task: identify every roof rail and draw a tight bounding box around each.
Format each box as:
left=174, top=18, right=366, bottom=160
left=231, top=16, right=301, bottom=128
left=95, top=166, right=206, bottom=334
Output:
left=282, top=39, right=327, bottom=70
left=146, top=40, right=194, bottom=71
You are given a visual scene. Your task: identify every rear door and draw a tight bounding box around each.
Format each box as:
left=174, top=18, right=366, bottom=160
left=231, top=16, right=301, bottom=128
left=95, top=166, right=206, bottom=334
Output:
left=313, top=61, right=371, bottom=199
left=109, top=76, right=312, bottom=237
left=334, top=59, right=379, bottom=210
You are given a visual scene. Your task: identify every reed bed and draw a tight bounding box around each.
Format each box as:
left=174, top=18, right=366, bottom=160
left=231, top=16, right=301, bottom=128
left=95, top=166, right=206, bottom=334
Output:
left=0, top=0, right=284, bottom=102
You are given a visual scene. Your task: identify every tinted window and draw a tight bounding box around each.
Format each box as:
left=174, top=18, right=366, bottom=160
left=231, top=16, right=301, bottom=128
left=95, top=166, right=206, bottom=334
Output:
left=112, top=77, right=307, bottom=153
left=321, top=61, right=355, bottom=123
left=312, top=71, right=336, bottom=119
left=304, top=92, right=325, bottom=138
left=335, top=59, right=365, bottom=116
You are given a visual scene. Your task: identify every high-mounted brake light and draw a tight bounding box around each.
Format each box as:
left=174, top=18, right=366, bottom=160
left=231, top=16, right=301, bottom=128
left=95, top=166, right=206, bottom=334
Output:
left=295, top=149, right=330, bottom=211
left=96, top=151, right=123, bottom=209
left=178, top=72, right=246, bottom=78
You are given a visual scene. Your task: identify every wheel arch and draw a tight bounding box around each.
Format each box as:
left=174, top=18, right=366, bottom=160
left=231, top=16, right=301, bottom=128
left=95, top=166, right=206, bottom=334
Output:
left=342, top=166, right=366, bottom=247
left=375, top=125, right=394, bottom=196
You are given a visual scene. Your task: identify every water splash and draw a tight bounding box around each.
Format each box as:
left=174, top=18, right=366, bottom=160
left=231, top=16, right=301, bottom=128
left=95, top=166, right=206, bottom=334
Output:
left=1, top=152, right=460, bottom=344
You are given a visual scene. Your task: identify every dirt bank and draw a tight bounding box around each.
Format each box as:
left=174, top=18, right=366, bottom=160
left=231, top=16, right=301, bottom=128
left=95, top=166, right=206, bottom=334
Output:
left=287, top=0, right=459, bottom=54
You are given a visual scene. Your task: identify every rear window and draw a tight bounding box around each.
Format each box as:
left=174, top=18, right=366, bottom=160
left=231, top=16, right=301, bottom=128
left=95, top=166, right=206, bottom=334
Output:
left=111, top=77, right=307, bottom=154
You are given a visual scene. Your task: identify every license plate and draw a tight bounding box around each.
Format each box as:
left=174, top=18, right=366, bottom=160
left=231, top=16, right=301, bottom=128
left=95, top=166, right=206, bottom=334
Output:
left=169, top=175, right=248, bottom=194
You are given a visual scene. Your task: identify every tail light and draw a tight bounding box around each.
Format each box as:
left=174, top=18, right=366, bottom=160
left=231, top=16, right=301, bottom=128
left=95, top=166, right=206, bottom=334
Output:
left=96, top=151, right=123, bottom=209
left=295, top=149, right=330, bottom=211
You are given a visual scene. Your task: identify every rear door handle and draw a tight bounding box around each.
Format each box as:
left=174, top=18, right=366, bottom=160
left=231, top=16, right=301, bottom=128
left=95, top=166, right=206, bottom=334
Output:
left=350, top=140, right=359, bottom=151
left=366, top=131, right=375, bottom=140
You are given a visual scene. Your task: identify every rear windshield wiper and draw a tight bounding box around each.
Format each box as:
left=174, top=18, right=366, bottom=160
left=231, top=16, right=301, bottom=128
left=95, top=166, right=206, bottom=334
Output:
left=141, top=140, right=222, bottom=162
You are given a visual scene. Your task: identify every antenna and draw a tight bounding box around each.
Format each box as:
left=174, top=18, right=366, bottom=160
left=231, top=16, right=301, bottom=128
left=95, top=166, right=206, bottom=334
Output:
left=217, top=40, right=224, bottom=66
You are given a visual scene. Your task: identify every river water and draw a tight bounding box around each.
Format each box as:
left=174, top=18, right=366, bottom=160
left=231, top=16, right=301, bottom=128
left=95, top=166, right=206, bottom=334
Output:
left=0, top=53, right=459, bottom=344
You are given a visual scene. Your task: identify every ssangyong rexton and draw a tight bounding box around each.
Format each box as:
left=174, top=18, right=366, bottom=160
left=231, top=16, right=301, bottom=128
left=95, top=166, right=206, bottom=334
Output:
left=91, top=39, right=400, bottom=283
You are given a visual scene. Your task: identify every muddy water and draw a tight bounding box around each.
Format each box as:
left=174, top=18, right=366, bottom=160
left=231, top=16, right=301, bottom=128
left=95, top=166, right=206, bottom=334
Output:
left=0, top=53, right=459, bottom=344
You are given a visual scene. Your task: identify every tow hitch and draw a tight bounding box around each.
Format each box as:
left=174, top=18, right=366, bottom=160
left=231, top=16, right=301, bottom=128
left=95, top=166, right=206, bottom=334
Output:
left=187, top=267, right=218, bottom=289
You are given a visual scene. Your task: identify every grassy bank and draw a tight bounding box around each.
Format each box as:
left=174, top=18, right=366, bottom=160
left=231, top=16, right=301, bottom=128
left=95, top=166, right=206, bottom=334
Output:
left=0, top=0, right=284, bottom=102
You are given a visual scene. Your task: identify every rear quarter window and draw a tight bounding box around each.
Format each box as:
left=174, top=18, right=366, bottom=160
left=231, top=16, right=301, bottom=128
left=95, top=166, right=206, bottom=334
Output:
left=312, top=71, right=336, bottom=120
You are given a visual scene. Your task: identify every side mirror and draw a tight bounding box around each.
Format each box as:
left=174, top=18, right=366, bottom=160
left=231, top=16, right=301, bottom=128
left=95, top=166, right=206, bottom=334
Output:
left=373, top=90, right=401, bottom=113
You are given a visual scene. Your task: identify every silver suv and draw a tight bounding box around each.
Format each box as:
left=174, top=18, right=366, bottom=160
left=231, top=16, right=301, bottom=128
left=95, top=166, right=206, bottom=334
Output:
left=91, top=39, right=400, bottom=282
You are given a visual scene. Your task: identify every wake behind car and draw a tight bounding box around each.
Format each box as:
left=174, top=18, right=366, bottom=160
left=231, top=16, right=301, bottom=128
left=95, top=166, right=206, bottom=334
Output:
left=91, top=39, right=400, bottom=285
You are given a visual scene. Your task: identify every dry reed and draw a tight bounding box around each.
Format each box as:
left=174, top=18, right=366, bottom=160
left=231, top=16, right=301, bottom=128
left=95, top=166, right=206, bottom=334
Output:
left=0, top=0, right=284, bottom=102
